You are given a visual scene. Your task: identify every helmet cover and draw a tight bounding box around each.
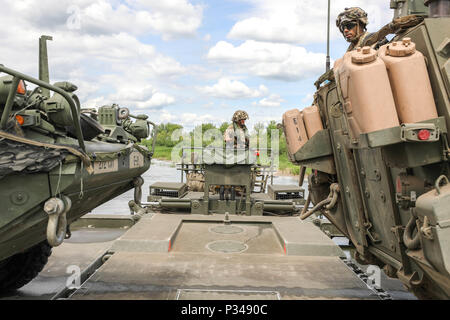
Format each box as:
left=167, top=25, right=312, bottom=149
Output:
left=336, top=7, right=369, bottom=33
left=232, top=110, right=249, bottom=122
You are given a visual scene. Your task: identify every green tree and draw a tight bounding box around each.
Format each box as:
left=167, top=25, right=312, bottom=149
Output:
left=144, top=123, right=183, bottom=148
left=189, top=123, right=220, bottom=147
left=200, top=123, right=217, bottom=133
left=266, top=120, right=278, bottom=141
left=253, top=122, right=265, bottom=135
left=219, top=122, right=230, bottom=134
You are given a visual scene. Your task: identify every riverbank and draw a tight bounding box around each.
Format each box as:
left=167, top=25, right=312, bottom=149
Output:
left=150, top=145, right=305, bottom=176
left=93, top=156, right=301, bottom=215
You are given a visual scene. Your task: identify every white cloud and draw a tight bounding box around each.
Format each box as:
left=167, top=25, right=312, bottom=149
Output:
left=150, top=110, right=216, bottom=129
left=188, top=65, right=224, bottom=81
left=301, top=92, right=315, bottom=105
left=253, top=94, right=285, bottom=107
left=0, top=2, right=187, bottom=114
left=227, top=0, right=391, bottom=45
left=9, top=0, right=203, bottom=40
left=201, top=78, right=268, bottom=99
left=140, top=92, right=176, bottom=109
left=129, top=0, right=204, bottom=40
left=67, top=78, right=101, bottom=102
left=158, top=110, right=177, bottom=123
left=83, top=96, right=108, bottom=109
left=181, top=112, right=216, bottom=124
left=207, top=40, right=327, bottom=81
left=106, top=83, right=176, bottom=110
left=83, top=84, right=176, bottom=110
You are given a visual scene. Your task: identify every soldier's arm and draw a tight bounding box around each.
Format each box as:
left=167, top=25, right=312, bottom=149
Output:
left=224, top=128, right=236, bottom=147
left=224, top=129, right=233, bottom=142
left=363, top=24, right=395, bottom=46
left=244, top=129, right=250, bottom=148
left=364, top=15, right=424, bottom=47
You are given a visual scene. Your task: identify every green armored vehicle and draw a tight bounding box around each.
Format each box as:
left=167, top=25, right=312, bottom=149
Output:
left=284, top=0, right=450, bottom=299
left=0, top=36, right=156, bottom=292
left=144, top=147, right=305, bottom=216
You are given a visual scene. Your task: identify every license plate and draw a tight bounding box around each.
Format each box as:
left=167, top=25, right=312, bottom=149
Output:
left=93, top=159, right=118, bottom=174
left=129, top=151, right=144, bottom=169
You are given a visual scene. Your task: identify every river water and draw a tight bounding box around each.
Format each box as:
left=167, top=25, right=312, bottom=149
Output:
left=92, top=159, right=302, bottom=215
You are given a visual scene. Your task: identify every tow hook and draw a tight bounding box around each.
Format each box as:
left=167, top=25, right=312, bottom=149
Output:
left=43, top=195, right=72, bottom=247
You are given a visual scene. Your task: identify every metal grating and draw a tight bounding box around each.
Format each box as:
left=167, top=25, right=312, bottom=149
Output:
left=152, top=189, right=179, bottom=197
left=275, top=191, right=304, bottom=200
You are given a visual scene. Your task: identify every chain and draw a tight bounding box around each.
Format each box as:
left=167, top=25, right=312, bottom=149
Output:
left=340, top=257, right=393, bottom=300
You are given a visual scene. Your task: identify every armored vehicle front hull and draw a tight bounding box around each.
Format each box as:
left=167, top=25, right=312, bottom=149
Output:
left=284, top=15, right=450, bottom=299
left=0, top=138, right=151, bottom=262
left=0, top=36, right=156, bottom=292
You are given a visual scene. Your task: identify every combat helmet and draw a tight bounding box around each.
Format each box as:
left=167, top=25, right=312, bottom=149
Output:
left=336, top=7, right=369, bottom=34
left=232, top=110, right=249, bottom=123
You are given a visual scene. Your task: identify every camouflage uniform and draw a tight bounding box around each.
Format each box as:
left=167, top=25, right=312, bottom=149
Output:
left=186, top=172, right=204, bottom=192
left=221, top=111, right=250, bottom=195
left=224, top=110, right=250, bottom=149
left=336, top=7, right=424, bottom=52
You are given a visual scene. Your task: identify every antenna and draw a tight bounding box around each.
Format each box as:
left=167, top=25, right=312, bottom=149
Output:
left=326, top=0, right=331, bottom=72
left=39, top=35, right=53, bottom=98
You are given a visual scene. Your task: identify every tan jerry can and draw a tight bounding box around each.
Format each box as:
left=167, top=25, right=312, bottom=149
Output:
left=334, top=46, right=399, bottom=135
left=303, top=105, right=324, bottom=138
left=282, top=109, right=309, bottom=155
left=379, top=38, right=438, bottom=124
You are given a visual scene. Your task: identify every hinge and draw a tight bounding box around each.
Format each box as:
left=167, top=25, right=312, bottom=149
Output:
left=365, top=221, right=381, bottom=244
left=391, top=225, right=405, bottom=243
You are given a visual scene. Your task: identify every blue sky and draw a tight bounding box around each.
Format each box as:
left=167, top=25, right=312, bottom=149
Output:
left=0, top=0, right=392, bottom=131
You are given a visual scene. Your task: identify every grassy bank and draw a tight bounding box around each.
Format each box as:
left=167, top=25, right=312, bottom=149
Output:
left=278, top=153, right=300, bottom=176
left=150, top=145, right=305, bottom=176
left=151, top=145, right=174, bottom=161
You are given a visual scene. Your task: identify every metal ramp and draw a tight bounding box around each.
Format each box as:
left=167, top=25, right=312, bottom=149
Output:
left=67, top=214, right=380, bottom=300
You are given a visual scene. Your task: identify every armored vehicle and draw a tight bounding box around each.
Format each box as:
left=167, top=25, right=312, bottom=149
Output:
left=283, top=0, right=450, bottom=299
left=0, top=36, right=156, bottom=293
left=144, top=147, right=305, bottom=216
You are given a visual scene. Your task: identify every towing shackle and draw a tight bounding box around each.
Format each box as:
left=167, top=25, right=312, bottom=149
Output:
left=43, top=195, right=72, bottom=247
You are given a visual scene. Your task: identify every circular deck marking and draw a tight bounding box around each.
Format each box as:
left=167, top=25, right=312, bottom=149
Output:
left=209, top=225, right=245, bottom=235
left=207, top=240, right=248, bottom=253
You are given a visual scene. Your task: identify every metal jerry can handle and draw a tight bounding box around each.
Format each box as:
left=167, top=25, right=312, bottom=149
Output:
left=435, top=175, right=450, bottom=195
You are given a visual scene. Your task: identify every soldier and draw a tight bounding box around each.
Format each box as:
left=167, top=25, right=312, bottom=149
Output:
left=224, top=110, right=250, bottom=149
left=336, top=7, right=424, bottom=52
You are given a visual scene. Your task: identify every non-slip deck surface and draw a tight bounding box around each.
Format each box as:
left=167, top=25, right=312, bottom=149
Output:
left=70, top=214, right=377, bottom=300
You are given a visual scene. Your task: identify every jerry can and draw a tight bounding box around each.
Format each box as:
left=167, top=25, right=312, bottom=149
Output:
left=302, top=105, right=324, bottom=138
left=379, top=38, right=438, bottom=124
left=282, top=109, right=308, bottom=155
left=334, top=46, right=400, bottom=135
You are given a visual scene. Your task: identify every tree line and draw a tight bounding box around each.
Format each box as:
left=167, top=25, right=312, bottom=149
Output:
left=142, top=121, right=288, bottom=155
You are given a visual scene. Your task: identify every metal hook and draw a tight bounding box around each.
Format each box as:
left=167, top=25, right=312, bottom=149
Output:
left=435, top=175, right=449, bottom=195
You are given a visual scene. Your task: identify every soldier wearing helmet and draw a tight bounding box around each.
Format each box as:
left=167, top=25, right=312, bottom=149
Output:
left=336, top=7, right=424, bottom=52
left=224, top=110, right=250, bottom=149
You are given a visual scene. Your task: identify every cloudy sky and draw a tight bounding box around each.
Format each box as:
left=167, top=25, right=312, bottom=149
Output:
left=0, top=0, right=393, bottom=131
